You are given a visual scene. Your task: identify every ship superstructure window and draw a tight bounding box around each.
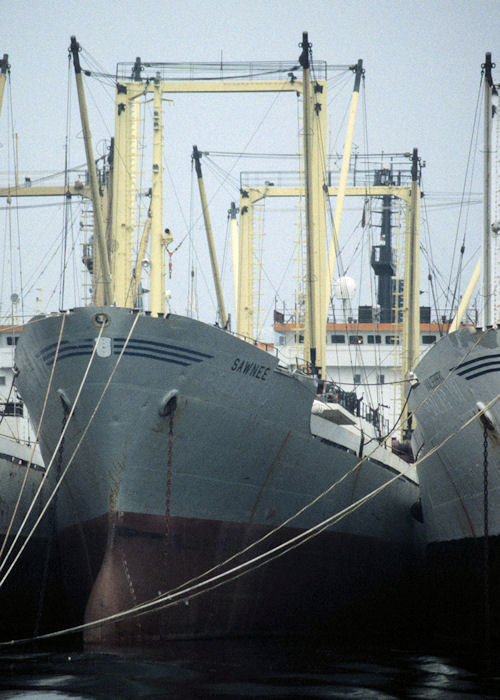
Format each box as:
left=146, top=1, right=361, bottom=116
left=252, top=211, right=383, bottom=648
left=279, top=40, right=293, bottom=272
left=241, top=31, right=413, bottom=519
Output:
left=330, top=334, right=345, bottom=344
left=0, top=376, right=5, bottom=385
left=367, top=335, right=381, bottom=344
left=378, top=374, right=385, bottom=384
left=349, top=335, right=364, bottom=345
left=6, top=337, right=18, bottom=346
left=422, top=335, right=437, bottom=344
left=385, top=335, right=400, bottom=345
left=1, top=401, right=23, bottom=416
left=353, top=374, right=361, bottom=385
left=295, top=334, right=304, bottom=344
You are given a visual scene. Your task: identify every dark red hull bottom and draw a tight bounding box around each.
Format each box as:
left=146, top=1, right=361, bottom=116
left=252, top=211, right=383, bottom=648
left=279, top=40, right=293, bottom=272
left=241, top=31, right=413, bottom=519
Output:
left=58, top=512, right=424, bottom=647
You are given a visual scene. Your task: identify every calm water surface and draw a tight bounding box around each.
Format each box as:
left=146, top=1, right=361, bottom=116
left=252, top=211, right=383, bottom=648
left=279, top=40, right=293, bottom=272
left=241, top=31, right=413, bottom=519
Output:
left=0, top=638, right=498, bottom=699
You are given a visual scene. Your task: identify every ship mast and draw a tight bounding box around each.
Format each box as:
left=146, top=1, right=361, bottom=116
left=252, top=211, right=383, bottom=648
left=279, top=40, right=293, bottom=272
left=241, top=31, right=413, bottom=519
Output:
left=402, top=148, right=421, bottom=435
left=70, top=37, right=113, bottom=306
left=483, top=52, right=496, bottom=327
left=325, top=59, right=363, bottom=325
left=192, top=146, right=228, bottom=328
left=299, top=32, right=327, bottom=376
left=229, top=202, right=239, bottom=315
left=0, top=54, right=9, bottom=120
left=150, top=74, right=165, bottom=315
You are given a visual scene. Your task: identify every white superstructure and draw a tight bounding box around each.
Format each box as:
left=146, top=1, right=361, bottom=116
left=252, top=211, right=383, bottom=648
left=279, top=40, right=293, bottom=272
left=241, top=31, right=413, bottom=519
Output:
left=275, top=310, right=447, bottom=432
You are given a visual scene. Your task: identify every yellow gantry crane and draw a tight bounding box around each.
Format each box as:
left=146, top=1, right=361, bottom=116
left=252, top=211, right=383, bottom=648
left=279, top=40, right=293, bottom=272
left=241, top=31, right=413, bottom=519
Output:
left=0, top=36, right=422, bottom=411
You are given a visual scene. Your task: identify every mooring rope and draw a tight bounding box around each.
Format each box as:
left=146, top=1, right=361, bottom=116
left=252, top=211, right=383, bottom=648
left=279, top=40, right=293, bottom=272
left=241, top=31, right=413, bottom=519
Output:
left=33, top=402, right=69, bottom=638
left=0, top=313, right=141, bottom=591
left=129, top=392, right=500, bottom=623
left=153, top=341, right=499, bottom=609
left=0, top=313, right=66, bottom=564
left=0, top=317, right=105, bottom=585
left=2, top=388, right=497, bottom=648
left=0, top=320, right=497, bottom=644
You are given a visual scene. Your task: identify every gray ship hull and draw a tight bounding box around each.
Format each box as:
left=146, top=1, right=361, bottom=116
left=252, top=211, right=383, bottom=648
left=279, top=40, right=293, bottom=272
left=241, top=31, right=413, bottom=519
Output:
left=15, top=307, right=423, bottom=645
left=0, top=440, right=62, bottom=638
left=409, top=326, right=500, bottom=643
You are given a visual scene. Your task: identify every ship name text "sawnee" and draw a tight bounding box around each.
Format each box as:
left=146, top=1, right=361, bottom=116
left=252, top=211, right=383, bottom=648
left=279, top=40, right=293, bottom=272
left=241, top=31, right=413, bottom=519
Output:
left=231, top=358, right=271, bottom=380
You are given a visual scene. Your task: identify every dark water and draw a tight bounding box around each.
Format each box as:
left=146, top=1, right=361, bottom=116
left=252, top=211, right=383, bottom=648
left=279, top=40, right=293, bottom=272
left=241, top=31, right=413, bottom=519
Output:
left=0, top=639, right=499, bottom=699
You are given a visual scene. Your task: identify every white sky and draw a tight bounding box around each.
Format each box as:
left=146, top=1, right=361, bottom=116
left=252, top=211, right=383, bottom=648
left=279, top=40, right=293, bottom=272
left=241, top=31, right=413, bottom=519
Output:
left=1, top=0, right=499, bottom=336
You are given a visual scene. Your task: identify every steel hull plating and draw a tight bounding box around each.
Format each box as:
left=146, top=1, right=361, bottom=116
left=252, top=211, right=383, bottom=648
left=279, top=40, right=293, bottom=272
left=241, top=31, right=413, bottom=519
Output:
left=409, top=326, right=500, bottom=642
left=16, top=307, right=423, bottom=644
left=0, top=444, right=61, bottom=638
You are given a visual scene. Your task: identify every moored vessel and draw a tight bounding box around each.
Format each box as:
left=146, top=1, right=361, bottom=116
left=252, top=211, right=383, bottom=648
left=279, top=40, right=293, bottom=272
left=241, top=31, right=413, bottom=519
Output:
left=0, top=55, right=61, bottom=639
left=408, top=53, right=500, bottom=644
left=0, top=323, right=59, bottom=637
left=14, top=35, right=425, bottom=646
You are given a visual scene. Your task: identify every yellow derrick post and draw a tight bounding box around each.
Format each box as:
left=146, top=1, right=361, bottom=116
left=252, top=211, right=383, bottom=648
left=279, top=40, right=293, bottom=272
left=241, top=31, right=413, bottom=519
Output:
left=70, top=36, right=112, bottom=306
left=401, top=149, right=421, bottom=432
left=229, top=202, right=239, bottom=320
left=192, top=146, right=228, bottom=328
left=149, top=75, right=165, bottom=316
left=299, top=32, right=327, bottom=377
left=237, top=189, right=255, bottom=339
left=325, top=60, right=363, bottom=326
left=449, top=259, right=481, bottom=333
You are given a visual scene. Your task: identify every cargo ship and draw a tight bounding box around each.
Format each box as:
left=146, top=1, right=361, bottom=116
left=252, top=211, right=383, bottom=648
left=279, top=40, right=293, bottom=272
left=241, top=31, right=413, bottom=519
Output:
left=14, top=35, right=424, bottom=645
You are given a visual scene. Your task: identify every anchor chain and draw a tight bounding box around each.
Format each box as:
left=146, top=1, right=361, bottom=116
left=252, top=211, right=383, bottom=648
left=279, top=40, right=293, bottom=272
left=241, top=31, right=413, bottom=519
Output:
left=114, top=533, right=143, bottom=641
left=158, top=410, right=175, bottom=637
left=164, top=411, right=174, bottom=568
left=118, top=540, right=139, bottom=604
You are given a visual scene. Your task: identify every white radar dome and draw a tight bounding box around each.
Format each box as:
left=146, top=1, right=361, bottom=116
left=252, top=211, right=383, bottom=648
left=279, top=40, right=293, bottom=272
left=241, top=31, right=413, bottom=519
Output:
left=334, top=276, right=356, bottom=301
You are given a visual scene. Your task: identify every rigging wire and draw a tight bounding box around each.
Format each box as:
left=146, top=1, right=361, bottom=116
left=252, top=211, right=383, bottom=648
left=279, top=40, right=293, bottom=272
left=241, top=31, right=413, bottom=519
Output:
left=59, top=53, right=73, bottom=310
left=219, top=210, right=231, bottom=302
left=5, top=378, right=497, bottom=648
left=2, top=45, right=496, bottom=640
left=85, top=62, right=352, bottom=85
left=446, top=72, right=483, bottom=316
left=320, top=68, right=380, bottom=412
left=3, top=67, right=24, bottom=323
left=0, top=315, right=139, bottom=586
left=419, top=172, right=441, bottom=327
left=82, top=328, right=494, bottom=621
left=360, top=83, right=386, bottom=401
left=1, top=317, right=494, bottom=645
left=36, top=206, right=84, bottom=311
left=180, top=82, right=297, bottom=321
left=21, top=212, right=74, bottom=300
